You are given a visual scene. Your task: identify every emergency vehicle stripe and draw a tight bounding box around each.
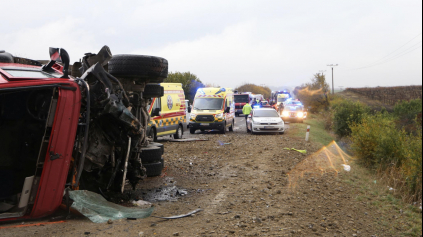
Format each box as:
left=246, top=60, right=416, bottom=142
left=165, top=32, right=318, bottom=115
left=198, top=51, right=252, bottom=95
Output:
left=150, top=116, right=187, bottom=127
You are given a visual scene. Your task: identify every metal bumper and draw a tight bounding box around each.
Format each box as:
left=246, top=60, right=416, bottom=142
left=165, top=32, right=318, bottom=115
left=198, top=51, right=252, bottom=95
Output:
left=252, top=124, right=285, bottom=133
left=190, top=121, right=225, bottom=130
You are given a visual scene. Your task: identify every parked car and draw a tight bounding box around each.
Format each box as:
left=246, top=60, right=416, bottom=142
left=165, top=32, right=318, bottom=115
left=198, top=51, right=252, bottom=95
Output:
left=0, top=46, right=168, bottom=222
left=247, top=108, right=285, bottom=134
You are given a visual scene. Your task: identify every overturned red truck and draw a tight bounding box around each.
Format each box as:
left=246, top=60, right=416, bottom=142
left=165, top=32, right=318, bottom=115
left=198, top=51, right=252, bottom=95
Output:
left=0, top=47, right=168, bottom=222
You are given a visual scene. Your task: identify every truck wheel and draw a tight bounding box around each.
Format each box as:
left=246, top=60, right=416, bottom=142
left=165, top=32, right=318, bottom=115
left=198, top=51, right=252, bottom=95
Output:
left=141, top=146, right=162, bottom=164
left=143, top=162, right=163, bottom=177
left=0, top=52, right=13, bottom=63
left=190, top=128, right=196, bottom=134
left=174, top=125, right=183, bottom=139
left=108, top=55, right=168, bottom=83
left=229, top=120, right=235, bottom=132
left=150, top=142, right=164, bottom=155
left=143, top=84, right=164, bottom=98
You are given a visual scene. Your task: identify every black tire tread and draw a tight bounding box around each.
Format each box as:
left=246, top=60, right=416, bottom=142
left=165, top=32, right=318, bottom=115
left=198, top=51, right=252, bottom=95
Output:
left=150, top=142, right=164, bottom=155
left=108, top=54, right=168, bottom=83
left=141, top=146, right=162, bottom=164
left=144, top=162, right=163, bottom=177
left=143, top=84, right=164, bottom=98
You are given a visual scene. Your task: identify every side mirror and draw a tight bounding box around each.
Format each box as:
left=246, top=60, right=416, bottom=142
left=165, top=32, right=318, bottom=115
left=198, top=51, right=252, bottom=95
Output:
left=152, top=108, right=161, bottom=117
left=225, top=107, right=230, bottom=113
left=43, top=47, right=71, bottom=78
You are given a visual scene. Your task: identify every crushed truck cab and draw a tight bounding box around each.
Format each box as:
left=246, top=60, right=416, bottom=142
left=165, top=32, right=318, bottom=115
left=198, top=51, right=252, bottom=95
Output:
left=189, top=88, right=235, bottom=134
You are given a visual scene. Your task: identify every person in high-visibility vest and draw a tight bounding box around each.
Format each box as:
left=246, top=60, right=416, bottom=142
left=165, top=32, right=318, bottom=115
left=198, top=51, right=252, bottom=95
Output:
left=242, top=103, right=253, bottom=125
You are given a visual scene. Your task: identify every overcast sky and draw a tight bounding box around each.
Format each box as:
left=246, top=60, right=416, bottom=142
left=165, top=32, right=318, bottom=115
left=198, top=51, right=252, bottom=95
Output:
left=1, top=0, right=422, bottom=89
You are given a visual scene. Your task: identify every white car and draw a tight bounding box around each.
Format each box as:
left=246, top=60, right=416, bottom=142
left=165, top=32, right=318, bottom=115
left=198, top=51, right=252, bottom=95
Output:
left=247, top=108, right=285, bottom=134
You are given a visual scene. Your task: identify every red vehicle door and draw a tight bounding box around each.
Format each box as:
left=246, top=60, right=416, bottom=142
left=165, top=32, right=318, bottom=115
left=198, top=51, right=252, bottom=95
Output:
left=0, top=66, right=81, bottom=222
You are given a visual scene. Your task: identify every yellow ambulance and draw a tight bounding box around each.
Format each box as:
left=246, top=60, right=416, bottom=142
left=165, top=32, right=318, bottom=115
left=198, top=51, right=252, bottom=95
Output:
left=147, top=83, right=187, bottom=141
left=189, top=88, right=235, bottom=134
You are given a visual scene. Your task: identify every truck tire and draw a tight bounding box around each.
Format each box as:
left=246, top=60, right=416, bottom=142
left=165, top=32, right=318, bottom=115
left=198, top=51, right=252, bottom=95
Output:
left=150, top=142, right=164, bottom=155
left=0, top=52, right=13, bottom=63
left=144, top=162, right=163, bottom=177
left=174, top=125, right=183, bottom=139
left=141, top=146, right=162, bottom=164
left=143, top=84, right=164, bottom=99
left=108, top=54, right=168, bottom=83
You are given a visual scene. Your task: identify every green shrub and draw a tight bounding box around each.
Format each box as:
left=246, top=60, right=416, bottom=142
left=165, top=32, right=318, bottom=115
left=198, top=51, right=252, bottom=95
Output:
left=351, top=114, right=422, bottom=202
left=393, top=99, right=422, bottom=134
left=394, top=99, right=422, bottom=119
left=332, top=100, right=370, bottom=137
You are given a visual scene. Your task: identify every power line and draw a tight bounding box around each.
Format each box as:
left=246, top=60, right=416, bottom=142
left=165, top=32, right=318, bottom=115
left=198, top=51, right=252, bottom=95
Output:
left=355, top=41, right=422, bottom=69
left=354, top=45, right=422, bottom=70
left=351, top=33, right=422, bottom=70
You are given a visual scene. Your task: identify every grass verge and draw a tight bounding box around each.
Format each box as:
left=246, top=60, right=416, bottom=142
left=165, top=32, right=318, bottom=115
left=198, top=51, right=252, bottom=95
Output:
left=287, top=113, right=335, bottom=146
left=344, top=162, right=422, bottom=236
left=288, top=113, right=422, bottom=236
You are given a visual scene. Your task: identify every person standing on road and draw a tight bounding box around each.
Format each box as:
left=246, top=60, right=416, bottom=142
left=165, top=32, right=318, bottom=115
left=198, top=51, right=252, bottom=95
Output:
left=242, top=103, right=253, bottom=125
left=278, top=102, right=285, bottom=117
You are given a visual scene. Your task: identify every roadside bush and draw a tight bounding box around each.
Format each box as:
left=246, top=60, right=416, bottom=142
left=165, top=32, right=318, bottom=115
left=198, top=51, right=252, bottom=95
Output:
left=351, top=114, right=422, bottom=202
left=332, top=100, right=370, bottom=137
left=393, top=99, right=422, bottom=134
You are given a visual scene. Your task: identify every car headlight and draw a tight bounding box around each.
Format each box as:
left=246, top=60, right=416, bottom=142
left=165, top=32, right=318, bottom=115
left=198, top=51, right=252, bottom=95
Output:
left=215, top=113, right=224, bottom=119
left=282, top=111, right=290, bottom=117
left=253, top=120, right=260, bottom=125
left=297, top=112, right=304, bottom=118
left=190, top=114, right=197, bottom=120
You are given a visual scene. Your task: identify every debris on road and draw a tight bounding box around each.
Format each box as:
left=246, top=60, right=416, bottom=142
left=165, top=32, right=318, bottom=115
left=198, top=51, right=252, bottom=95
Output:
left=284, top=148, right=307, bottom=154
left=132, top=200, right=153, bottom=207
left=341, top=164, right=351, bottom=172
left=164, top=138, right=209, bottom=142
left=69, top=190, right=154, bottom=223
left=152, top=209, right=203, bottom=220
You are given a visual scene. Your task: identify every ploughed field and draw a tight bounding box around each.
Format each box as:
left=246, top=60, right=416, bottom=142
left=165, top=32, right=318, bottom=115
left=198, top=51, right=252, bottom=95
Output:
left=0, top=117, right=411, bottom=237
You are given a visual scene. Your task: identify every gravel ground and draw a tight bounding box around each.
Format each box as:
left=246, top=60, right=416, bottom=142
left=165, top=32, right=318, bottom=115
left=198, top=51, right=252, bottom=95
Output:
left=0, top=117, right=411, bottom=236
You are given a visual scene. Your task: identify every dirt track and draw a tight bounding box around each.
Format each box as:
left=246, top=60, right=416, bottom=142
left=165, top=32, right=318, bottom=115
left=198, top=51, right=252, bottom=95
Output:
left=0, top=117, right=413, bottom=236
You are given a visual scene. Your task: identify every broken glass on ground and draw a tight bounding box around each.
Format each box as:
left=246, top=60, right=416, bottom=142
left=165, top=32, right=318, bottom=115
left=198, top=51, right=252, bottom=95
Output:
left=69, top=190, right=154, bottom=223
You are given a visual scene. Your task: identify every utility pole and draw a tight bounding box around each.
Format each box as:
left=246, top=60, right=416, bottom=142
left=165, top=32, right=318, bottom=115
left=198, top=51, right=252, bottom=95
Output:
left=327, top=64, right=338, bottom=94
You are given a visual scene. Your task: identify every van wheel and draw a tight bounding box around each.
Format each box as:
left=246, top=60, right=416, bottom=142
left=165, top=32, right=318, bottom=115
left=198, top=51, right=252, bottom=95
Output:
left=229, top=120, right=235, bottom=132
left=221, top=123, right=227, bottom=134
left=141, top=146, right=162, bottom=164
left=174, top=125, right=183, bottom=139
left=190, top=128, right=196, bottom=134
left=149, top=127, right=158, bottom=142
left=108, top=55, right=168, bottom=83
left=143, top=84, right=164, bottom=99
